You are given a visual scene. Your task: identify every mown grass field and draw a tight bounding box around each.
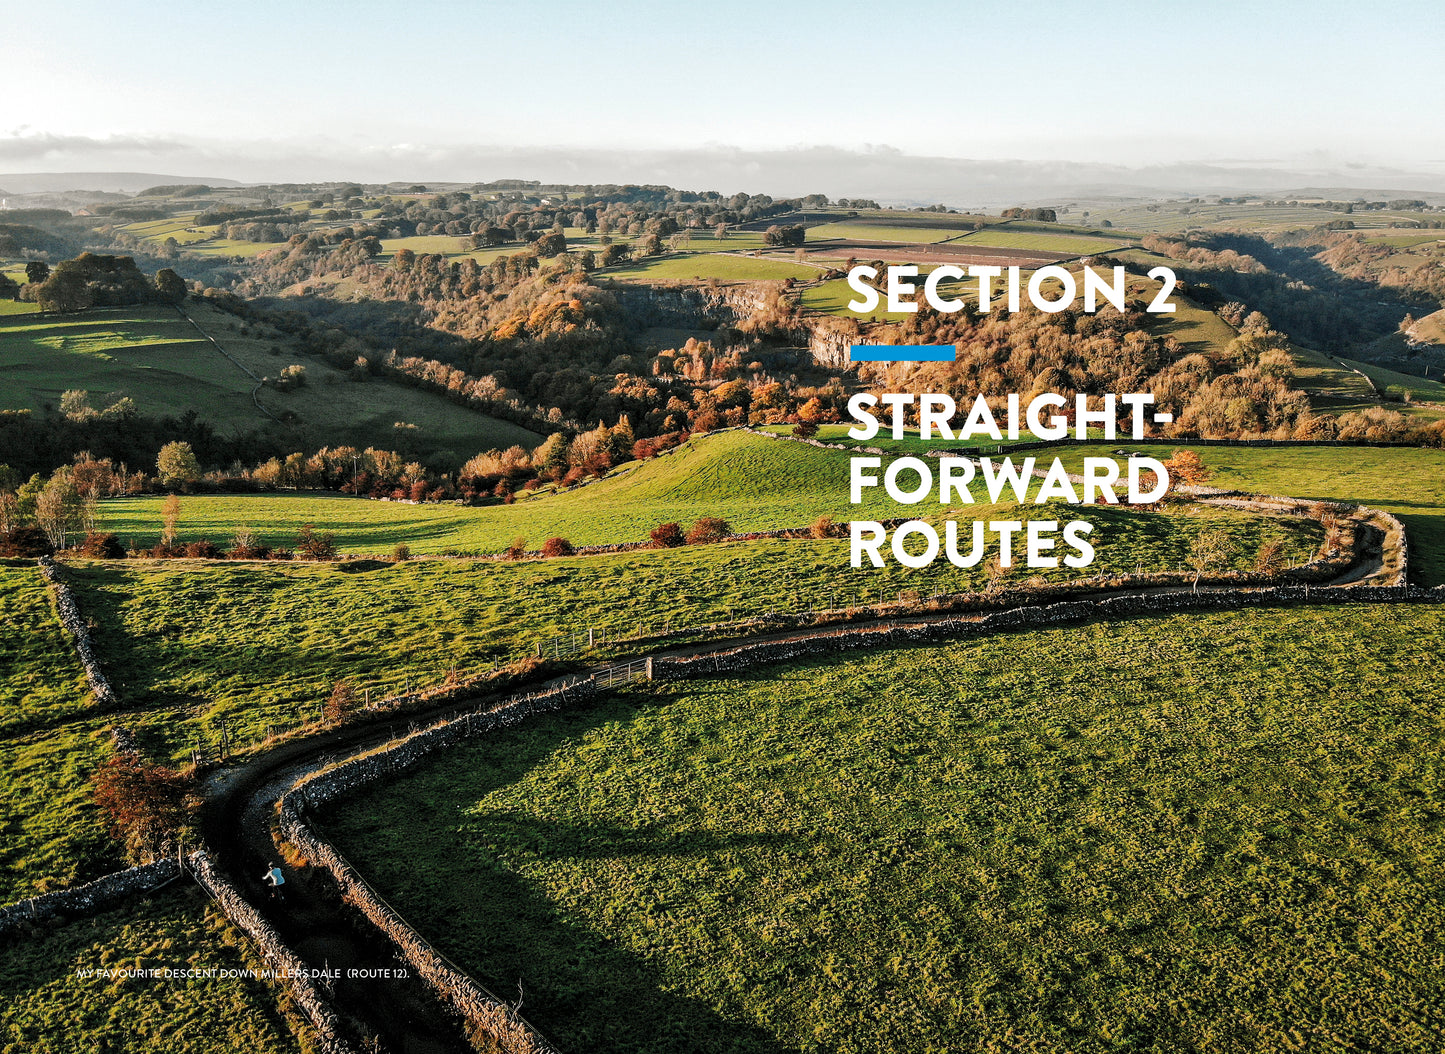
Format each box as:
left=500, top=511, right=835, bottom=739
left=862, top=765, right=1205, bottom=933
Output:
left=0, top=303, right=540, bottom=453
left=0, top=887, right=307, bottom=1053
left=66, top=499, right=1315, bottom=765
left=324, top=604, right=1445, bottom=1054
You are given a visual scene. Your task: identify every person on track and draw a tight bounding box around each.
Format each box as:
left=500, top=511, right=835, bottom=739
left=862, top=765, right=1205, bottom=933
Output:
left=263, top=862, right=286, bottom=902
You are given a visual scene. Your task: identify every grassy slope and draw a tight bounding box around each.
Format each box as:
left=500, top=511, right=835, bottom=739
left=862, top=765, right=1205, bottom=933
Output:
left=324, top=604, right=1445, bottom=1054
left=67, top=501, right=1316, bottom=764
left=0, top=302, right=540, bottom=453
left=95, top=429, right=1322, bottom=560
left=1061, top=442, right=1445, bottom=586
left=1338, top=357, right=1445, bottom=405
left=98, top=431, right=885, bottom=553
left=0, top=887, right=307, bottom=1054
left=0, top=564, right=116, bottom=901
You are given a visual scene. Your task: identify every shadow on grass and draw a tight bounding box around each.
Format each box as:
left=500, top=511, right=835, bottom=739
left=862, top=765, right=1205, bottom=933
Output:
left=321, top=693, right=803, bottom=1054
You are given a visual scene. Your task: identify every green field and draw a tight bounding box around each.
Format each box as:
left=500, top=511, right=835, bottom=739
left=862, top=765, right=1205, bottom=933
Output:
left=65, top=500, right=1315, bottom=765
left=803, top=223, right=963, bottom=244
left=98, top=431, right=876, bottom=553
left=324, top=604, right=1445, bottom=1053
left=0, top=887, right=307, bottom=1053
left=92, top=428, right=1337, bottom=562
left=1060, top=442, right=1445, bottom=586
left=1339, top=357, right=1445, bottom=405
left=0, top=564, right=117, bottom=901
left=602, top=254, right=820, bottom=284
left=954, top=229, right=1128, bottom=254
left=1362, top=232, right=1445, bottom=248
left=0, top=303, right=540, bottom=453
left=0, top=300, right=40, bottom=316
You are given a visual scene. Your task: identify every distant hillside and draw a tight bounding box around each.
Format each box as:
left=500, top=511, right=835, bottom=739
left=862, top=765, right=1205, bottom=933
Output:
left=0, top=172, right=244, bottom=195
left=0, top=302, right=542, bottom=460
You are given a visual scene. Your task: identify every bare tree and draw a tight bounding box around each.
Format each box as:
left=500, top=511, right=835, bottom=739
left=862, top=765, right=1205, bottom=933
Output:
left=1188, top=528, right=1237, bottom=592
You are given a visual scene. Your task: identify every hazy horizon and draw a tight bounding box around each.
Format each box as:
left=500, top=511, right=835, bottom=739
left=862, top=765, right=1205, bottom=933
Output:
left=4, top=0, right=1443, bottom=202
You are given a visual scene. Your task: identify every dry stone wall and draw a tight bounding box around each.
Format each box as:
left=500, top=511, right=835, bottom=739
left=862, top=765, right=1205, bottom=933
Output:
left=0, top=858, right=180, bottom=940
left=36, top=556, right=117, bottom=708
left=189, top=851, right=358, bottom=1054
left=279, top=685, right=590, bottom=1054
left=652, top=584, right=1444, bottom=681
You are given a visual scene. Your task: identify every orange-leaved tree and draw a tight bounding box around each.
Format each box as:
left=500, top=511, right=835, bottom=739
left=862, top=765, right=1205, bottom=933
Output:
left=92, top=754, right=194, bottom=861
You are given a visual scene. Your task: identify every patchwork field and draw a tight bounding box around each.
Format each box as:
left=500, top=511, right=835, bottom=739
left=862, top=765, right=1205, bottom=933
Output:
left=952, top=229, right=1129, bottom=254
left=601, top=254, right=820, bottom=283
left=324, top=604, right=1445, bottom=1054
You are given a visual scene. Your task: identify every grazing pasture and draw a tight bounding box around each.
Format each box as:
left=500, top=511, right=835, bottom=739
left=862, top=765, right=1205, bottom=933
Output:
left=325, top=604, right=1445, bottom=1054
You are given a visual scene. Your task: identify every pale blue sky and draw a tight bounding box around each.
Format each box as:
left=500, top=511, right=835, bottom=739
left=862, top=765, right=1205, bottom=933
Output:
left=3, top=0, right=1442, bottom=188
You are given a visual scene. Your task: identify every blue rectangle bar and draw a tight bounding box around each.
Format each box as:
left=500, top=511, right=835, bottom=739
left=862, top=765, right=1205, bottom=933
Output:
left=849, top=344, right=955, bottom=362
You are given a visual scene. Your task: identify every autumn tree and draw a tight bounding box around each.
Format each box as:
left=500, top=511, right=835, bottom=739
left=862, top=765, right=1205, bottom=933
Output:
left=35, top=470, right=82, bottom=549
left=156, top=441, right=201, bottom=488
left=1164, top=449, right=1211, bottom=489
left=541, top=536, right=575, bottom=557
left=155, top=268, right=187, bottom=304
left=92, top=754, right=193, bottom=861
left=161, top=493, right=181, bottom=547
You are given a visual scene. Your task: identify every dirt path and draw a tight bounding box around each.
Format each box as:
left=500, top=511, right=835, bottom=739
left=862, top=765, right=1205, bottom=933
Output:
left=206, top=739, right=477, bottom=1052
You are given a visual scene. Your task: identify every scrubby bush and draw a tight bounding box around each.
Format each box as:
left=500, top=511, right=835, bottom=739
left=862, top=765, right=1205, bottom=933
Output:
left=685, top=517, right=731, bottom=545
left=392, top=542, right=411, bottom=562
left=505, top=536, right=528, bottom=560
left=296, top=524, right=338, bottom=560
left=227, top=526, right=271, bottom=560
left=0, top=526, right=54, bottom=557
left=810, top=516, right=840, bottom=539
left=80, top=532, right=127, bottom=559
left=649, top=522, right=685, bottom=548
left=324, top=678, right=360, bottom=725
left=184, top=539, right=223, bottom=559
left=541, top=536, right=575, bottom=557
